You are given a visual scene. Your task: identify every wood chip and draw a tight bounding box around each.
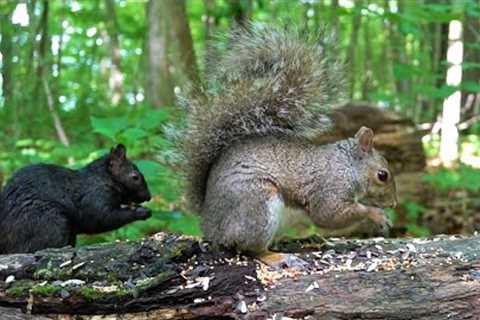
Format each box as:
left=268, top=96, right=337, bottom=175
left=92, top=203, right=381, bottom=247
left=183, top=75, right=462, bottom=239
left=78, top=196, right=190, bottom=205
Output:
left=5, top=275, right=15, bottom=284
left=366, top=261, right=378, bottom=272
left=406, top=244, right=417, bottom=253
left=59, top=260, right=72, bottom=268
left=244, top=275, right=256, bottom=281
left=305, top=281, right=320, bottom=292
left=236, top=300, right=248, bottom=314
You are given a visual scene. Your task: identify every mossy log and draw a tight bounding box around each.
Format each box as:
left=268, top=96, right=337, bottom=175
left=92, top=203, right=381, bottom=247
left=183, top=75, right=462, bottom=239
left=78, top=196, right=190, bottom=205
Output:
left=1, top=233, right=480, bottom=319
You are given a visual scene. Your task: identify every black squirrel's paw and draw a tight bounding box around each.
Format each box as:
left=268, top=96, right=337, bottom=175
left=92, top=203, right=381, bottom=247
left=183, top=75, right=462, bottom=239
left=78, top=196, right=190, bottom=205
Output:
left=258, top=252, right=309, bottom=270
left=135, top=206, right=152, bottom=220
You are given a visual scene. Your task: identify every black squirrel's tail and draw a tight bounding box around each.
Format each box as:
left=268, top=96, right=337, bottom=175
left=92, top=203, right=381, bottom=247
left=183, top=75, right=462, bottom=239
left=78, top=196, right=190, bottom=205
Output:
left=178, top=23, right=346, bottom=212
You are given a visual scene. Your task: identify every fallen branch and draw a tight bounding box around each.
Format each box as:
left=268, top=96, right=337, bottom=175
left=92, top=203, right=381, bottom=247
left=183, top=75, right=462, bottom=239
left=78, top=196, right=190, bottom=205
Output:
left=0, top=233, right=479, bottom=319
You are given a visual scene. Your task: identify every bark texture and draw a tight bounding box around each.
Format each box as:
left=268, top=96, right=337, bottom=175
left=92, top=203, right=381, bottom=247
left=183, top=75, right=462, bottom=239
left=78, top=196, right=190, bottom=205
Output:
left=104, top=0, right=124, bottom=106
left=145, top=0, right=175, bottom=107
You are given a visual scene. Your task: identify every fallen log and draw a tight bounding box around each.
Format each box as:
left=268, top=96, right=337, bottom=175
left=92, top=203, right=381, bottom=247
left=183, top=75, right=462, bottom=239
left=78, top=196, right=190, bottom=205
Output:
left=1, top=233, right=479, bottom=319
left=314, top=101, right=427, bottom=174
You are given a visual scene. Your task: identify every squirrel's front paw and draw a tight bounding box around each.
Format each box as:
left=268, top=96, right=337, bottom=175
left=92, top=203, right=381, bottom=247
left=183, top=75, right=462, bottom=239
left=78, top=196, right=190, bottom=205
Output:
left=366, top=207, right=391, bottom=237
left=373, top=212, right=392, bottom=237
left=135, top=206, right=152, bottom=220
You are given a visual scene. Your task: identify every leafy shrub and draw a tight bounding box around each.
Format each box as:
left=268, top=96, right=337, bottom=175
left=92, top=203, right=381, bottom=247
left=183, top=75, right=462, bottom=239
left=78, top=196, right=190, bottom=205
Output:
left=424, top=165, right=480, bottom=192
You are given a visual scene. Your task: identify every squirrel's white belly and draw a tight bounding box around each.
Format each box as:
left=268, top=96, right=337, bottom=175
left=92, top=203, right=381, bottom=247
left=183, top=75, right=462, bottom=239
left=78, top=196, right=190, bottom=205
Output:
left=265, top=194, right=284, bottom=244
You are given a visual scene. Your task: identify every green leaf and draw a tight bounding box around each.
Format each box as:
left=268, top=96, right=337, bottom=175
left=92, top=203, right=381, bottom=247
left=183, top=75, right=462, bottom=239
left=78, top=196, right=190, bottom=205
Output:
left=461, top=81, right=480, bottom=93
left=135, top=159, right=162, bottom=177
left=90, top=116, right=129, bottom=140
left=119, top=128, right=149, bottom=144
left=403, top=201, right=427, bottom=221
left=138, top=109, right=171, bottom=130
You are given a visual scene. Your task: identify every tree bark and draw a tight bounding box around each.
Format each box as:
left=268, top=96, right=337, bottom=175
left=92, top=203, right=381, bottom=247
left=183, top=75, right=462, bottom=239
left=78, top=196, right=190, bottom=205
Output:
left=347, top=0, right=363, bottom=99
left=145, top=0, right=175, bottom=108
left=203, top=0, right=217, bottom=67
left=330, top=0, right=340, bottom=37
left=378, top=1, right=393, bottom=98
left=361, top=19, right=372, bottom=100
left=104, top=0, right=124, bottom=106
left=230, top=0, right=253, bottom=26
left=0, top=10, right=14, bottom=110
left=462, top=7, right=480, bottom=120
left=440, top=20, right=463, bottom=167
left=389, top=0, right=410, bottom=113
left=168, top=0, right=200, bottom=85
left=0, top=233, right=479, bottom=319
left=0, top=5, right=21, bottom=141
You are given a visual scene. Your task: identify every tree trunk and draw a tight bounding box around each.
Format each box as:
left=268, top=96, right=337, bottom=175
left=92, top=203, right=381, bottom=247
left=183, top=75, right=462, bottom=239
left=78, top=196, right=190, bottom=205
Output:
left=378, top=1, right=393, bottom=96
left=230, top=0, right=253, bottom=26
left=361, top=19, right=372, bottom=100
left=0, top=6, right=20, bottom=141
left=0, top=10, right=14, bottom=110
left=330, top=0, right=340, bottom=37
left=462, top=7, right=480, bottom=122
left=390, top=0, right=410, bottom=114
left=104, top=0, right=124, bottom=106
left=145, top=0, right=175, bottom=108
left=203, top=0, right=217, bottom=67
left=0, top=233, right=479, bottom=319
left=168, top=0, right=200, bottom=85
left=440, top=20, right=463, bottom=167
left=347, top=0, right=363, bottom=99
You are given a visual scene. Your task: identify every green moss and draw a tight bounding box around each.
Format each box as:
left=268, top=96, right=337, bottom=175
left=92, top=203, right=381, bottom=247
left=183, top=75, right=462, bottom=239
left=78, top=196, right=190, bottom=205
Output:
left=34, top=267, right=73, bottom=281
left=79, top=286, right=103, bottom=300
left=34, top=268, right=55, bottom=280
left=106, top=271, right=120, bottom=283
left=112, top=288, right=129, bottom=297
left=31, top=284, right=63, bottom=296
left=6, top=280, right=34, bottom=297
left=33, top=258, right=76, bottom=281
left=135, top=271, right=174, bottom=291
left=79, top=284, right=130, bottom=300
left=166, top=242, right=190, bottom=260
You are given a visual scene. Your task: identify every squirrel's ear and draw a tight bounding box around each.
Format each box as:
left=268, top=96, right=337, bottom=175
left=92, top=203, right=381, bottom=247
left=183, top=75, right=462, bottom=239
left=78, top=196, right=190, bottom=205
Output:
left=355, top=126, right=374, bottom=154
left=110, top=144, right=127, bottom=162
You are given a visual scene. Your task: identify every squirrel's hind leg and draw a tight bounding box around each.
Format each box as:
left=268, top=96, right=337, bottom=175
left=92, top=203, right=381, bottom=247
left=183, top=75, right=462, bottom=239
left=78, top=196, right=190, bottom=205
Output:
left=202, top=179, right=308, bottom=269
left=5, top=207, right=73, bottom=253
left=202, top=179, right=284, bottom=255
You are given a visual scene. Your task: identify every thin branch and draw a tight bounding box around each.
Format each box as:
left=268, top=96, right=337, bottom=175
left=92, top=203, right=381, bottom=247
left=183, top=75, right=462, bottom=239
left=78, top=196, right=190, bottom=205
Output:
left=42, top=75, right=70, bottom=147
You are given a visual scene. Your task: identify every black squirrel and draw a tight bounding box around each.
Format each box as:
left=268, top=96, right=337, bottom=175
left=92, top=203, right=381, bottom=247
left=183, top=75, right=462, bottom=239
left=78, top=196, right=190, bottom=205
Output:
left=177, top=24, right=397, bottom=266
left=0, top=144, right=152, bottom=254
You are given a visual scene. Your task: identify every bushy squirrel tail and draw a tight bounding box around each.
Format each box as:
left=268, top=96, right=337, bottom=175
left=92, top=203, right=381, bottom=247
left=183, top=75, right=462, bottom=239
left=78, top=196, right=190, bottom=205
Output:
left=178, top=23, right=346, bottom=212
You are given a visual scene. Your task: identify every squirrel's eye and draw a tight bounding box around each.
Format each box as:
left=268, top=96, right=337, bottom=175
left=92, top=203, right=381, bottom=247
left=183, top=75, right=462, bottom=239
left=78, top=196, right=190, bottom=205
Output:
left=377, top=170, right=389, bottom=182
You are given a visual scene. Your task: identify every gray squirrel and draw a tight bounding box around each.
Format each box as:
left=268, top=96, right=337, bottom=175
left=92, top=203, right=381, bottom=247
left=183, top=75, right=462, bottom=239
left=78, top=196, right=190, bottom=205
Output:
left=0, top=144, right=152, bottom=254
left=177, top=24, right=397, bottom=264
